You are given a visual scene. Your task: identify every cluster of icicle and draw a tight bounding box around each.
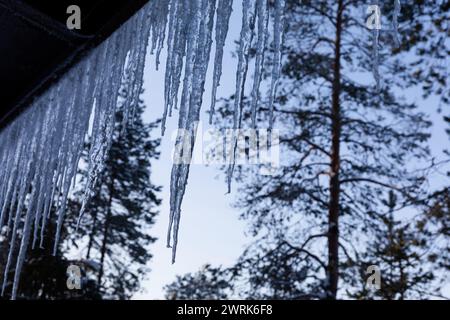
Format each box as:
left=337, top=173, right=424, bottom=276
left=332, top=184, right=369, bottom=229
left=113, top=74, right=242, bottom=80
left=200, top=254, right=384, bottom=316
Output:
left=0, top=2, right=163, bottom=299
left=164, top=0, right=286, bottom=263
left=0, top=0, right=286, bottom=298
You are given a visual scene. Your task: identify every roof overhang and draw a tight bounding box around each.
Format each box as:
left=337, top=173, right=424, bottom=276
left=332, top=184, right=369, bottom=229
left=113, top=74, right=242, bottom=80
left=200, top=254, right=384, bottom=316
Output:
left=0, top=0, right=150, bottom=131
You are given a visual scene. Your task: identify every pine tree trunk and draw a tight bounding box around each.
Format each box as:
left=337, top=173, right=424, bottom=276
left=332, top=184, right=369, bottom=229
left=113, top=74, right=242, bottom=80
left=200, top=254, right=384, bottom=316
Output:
left=86, top=211, right=98, bottom=260
left=388, top=210, right=394, bottom=299
left=98, top=180, right=114, bottom=286
left=326, top=0, right=343, bottom=300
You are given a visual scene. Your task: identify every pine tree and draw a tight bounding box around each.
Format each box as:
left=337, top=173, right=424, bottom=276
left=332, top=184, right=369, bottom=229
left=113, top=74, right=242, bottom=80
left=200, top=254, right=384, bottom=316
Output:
left=0, top=209, right=101, bottom=299
left=213, top=0, right=448, bottom=299
left=164, top=264, right=233, bottom=300
left=233, top=241, right=315, bottom=299
left=347, top=191, right=436, bottom=299
left=65, top=93, right=161, bottom=299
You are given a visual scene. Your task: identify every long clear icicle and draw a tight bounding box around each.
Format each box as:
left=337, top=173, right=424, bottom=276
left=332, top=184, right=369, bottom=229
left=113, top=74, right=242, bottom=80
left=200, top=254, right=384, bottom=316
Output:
left=209, top=0, right=234, bottom=124
left=168, top=0, right=217, bottom=263
left=161, top=0, right=187, bottom=135
left=372, top=0, right=381, bottom=91
left=250, top=0, right=269, bottom=128
left=226, top=0, right=256, bottom=193
left=268, top=0, right=285, bottom=129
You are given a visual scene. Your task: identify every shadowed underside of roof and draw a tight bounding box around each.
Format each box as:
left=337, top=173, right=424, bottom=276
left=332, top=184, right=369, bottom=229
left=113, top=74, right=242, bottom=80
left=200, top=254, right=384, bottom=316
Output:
left=0, top=0, right=149, bottom=131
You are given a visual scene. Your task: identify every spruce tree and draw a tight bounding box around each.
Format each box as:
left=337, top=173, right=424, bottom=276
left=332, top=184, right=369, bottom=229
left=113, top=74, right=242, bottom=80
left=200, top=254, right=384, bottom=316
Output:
left=66, top=96, right=161, bottom=299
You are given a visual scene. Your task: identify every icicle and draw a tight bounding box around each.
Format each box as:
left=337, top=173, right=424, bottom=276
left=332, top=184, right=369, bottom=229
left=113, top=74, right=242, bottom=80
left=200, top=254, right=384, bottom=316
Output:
left=162, top=0, right=188, bottom=135
left=77, top=12, right=144, bottom=228
left=167, top=0, right=217, bottom=263
left=268, top=0, right=286, bottom=130
left=209, top=0, right=234, bottom=124
left=0, top=130, right=23, bottom=231
left=2, top=109, right=42, bottom=296
left=128, top=9, right=153, bottom=125
left=372, top=0, right=381, bottom=92
left=167, top=0, right=201, bottom=251
left=226, top=0, right=256, bottom=193
left=250, top=0, right=269, bottom=128
left=149, top=0, right=169, bottom=70
left=161, top=0, right=179, bottom=133
left=30, top=98, right=56, bottom=249
left=12, top=161, right=42, bottom=299
left=54, top=66, right=95, bottom=254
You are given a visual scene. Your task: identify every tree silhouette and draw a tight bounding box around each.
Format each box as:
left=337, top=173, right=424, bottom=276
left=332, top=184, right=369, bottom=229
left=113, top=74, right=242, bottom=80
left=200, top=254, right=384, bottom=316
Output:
left=164, top=264, right=233, bottom=300
left=208, top=0, right=448, bottom=299
left=66, top=96, right=161, bottom=299
left=345, top=191, right=439, bottom=299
